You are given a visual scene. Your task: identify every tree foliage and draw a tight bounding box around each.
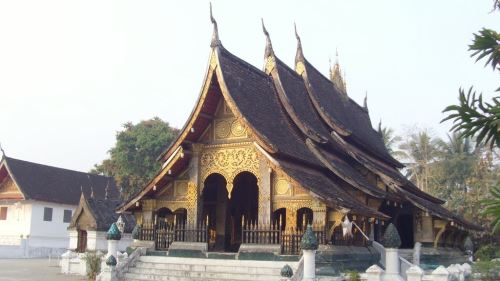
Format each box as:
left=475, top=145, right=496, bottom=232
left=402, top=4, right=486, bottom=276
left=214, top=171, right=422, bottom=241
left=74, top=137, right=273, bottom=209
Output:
left=92, top=117, right=179, bottom=199
left=442, top=2, right=500, bottom=234
left=442, top=88, right=500, bottom=149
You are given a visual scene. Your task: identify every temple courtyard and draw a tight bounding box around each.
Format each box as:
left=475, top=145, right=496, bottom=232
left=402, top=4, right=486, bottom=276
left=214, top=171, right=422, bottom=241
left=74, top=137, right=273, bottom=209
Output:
left=0, top=259, right=85, bottom=281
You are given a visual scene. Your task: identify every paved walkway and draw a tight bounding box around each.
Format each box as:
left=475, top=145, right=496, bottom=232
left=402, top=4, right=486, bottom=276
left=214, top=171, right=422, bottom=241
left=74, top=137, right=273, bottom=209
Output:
left=0, top=259, right=86, bottom=281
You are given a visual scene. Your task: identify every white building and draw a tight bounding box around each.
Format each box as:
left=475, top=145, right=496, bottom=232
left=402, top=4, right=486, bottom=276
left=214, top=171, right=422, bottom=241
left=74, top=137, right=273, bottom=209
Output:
left=0, top=155, right=118, bottom=258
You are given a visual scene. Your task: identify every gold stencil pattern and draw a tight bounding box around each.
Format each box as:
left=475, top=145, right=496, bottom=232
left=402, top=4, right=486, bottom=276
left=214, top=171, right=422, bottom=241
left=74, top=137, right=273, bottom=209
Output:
left=200, top=144, right=259, bottom=194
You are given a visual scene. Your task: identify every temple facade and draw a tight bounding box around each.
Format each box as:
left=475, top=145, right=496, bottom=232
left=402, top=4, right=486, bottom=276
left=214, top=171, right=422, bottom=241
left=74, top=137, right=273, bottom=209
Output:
left=118, top=17, right=480, bottom=255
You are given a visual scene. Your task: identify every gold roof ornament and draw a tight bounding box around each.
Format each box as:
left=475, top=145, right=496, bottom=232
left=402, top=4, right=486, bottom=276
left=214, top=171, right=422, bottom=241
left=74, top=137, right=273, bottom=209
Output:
left=330, top=49, right=347, bottom=95
left=209, top=3, right=221, bottom=48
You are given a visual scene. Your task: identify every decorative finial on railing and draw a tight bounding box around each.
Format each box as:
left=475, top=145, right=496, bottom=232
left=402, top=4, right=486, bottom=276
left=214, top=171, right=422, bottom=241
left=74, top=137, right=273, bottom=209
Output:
left=281, top=264, right=294, bottom=278
left=105, top=254, right=117, bottom=266
left=106, top=223, right=122, bottom=240
left=382, top=223, right=401, bottom=248
left=301, top=224, right=319, bottom=250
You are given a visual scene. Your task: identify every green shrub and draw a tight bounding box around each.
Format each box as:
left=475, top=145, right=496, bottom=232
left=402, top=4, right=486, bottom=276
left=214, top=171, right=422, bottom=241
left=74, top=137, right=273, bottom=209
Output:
left=82, top=251, right=103, bottom=280
left=346, top=271, right=361, bottom=281
left=473, top=261, right=500, bottom=281
left=475, top=245, right=499, bottom=261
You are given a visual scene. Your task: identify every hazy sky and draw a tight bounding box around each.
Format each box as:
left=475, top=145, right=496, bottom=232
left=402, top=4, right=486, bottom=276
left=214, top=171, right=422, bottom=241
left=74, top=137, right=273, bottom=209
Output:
left=0, top=0, right=498, bottom=172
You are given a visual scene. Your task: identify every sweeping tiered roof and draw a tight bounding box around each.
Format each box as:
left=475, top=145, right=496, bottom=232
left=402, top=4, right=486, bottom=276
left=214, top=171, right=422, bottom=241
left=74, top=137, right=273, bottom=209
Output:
left=119, top=15, right=480, bottom=231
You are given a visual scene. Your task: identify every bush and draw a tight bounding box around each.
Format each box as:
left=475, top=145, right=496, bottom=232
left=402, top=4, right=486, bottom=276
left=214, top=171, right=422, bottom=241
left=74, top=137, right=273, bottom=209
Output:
left=346, top=271, right=361, bottom=281
left=82, top=251, right=103, bottom=280
left=475, top=245, right=499, bottom=261
left=473, top=261, right=500, bottom=281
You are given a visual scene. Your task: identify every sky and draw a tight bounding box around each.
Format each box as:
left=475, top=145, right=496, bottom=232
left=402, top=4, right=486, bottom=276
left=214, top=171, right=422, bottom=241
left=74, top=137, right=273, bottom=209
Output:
left=0, top=0, right=498, bottom=172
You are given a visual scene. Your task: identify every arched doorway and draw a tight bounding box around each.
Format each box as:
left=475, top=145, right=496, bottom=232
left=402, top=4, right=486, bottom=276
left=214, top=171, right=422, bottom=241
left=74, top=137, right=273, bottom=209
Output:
left=273, top=208, right=287, bottom=230
left=296, top=207, right=313, bottom=231
left=228, top=172, right=259, bottom=252
left=156, top=207, right=174, bottom=228
left=202, top=173, right=228, bottom=251
left=173, top=208, right=187, bottom=226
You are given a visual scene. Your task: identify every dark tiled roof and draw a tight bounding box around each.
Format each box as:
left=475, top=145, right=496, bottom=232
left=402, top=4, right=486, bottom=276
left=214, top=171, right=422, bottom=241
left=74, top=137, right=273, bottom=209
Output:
left=273, top=58, right=331, bottom=142
left=279, top=161, right=388, bottom=219
left=3, top=157, right=119, bottom=205
left=301, top=58, right=403, bottom=168
left=86, top=197, right=136, bottom=232
left=217, top=47, right=322, bottom=167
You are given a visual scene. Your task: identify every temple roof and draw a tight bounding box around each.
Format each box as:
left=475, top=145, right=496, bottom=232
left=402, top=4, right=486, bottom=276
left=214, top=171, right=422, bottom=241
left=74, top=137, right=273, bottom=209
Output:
left=69, top=193, right=136, bottom=232
left=119, top=16, right=481, bottom=231
left=0, top=156, right=119, bottom=205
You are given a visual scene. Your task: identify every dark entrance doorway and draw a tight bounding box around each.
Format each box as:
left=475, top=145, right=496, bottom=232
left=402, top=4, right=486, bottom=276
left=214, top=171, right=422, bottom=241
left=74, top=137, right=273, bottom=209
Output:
left=228, top=172, right=259, bottom=251
left=77, top=230, right=87, bottom=253
left=376, top=201, right=414, bottom=248
left=202, top=173, right=228, bottom=251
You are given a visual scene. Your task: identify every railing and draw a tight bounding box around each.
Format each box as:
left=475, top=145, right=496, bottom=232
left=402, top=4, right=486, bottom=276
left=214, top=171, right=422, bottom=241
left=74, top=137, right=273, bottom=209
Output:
left=241, top=221, right=326, bottom=255
left=331, top=222, right=370, bottom=247
left=372, top=241, right=386, bottom=267
left=138, top=221, right=208, bottom=251
left=290, top=256, right=304, bottom=281
left=242, top=221, right=281, bottom=244
left=399, top=256, right=413, bottom=280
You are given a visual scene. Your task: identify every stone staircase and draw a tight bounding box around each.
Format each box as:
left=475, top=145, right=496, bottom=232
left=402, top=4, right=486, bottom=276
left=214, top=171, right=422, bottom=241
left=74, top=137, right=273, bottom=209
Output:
left=123, top=255, right=298, bottom=281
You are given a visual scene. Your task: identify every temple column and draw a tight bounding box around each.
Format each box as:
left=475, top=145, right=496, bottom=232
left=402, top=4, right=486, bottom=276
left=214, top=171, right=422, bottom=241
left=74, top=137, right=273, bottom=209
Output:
left=419, top=212, right=434, bottom=247
left=142, top=200, right=156, bottom=224
left=188, top=144, right=203, bottom=225
left=258, top=159, right=271, bottom=224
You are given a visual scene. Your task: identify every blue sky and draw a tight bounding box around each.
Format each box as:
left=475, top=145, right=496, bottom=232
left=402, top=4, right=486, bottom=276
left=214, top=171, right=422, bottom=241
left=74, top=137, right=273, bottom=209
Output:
left=0, top=0, right=498, bottom=171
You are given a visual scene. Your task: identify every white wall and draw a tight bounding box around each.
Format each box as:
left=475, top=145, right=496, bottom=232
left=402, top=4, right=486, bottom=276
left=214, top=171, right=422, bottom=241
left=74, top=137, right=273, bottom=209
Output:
left=0, top=201, right=32, bottom=245
left=29, top=201, right=76, bottom=248
left=0, top=200, right=77, bottom=258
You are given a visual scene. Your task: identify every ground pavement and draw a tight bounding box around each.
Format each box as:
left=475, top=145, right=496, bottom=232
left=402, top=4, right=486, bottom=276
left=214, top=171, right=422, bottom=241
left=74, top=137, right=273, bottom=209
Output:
left=0, top=258, right=86, bottom=281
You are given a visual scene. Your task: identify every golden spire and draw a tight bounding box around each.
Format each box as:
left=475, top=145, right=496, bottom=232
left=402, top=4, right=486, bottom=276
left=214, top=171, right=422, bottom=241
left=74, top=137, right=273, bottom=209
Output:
left=294, top=22, right=305, bottom=63
left=330, top=49, right=347, bottom=95
left=210, top=3, right=221, bottom=48
left=261, top=18, right=274, bottom=58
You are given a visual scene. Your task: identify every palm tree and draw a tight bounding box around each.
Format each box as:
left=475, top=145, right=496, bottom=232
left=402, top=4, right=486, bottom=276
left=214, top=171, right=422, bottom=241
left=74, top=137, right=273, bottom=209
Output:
left=483, top=183, right=500, bottom=233
left=378, top=123, right=404, bottom=159
left=398, top=129, right=444, bottom=192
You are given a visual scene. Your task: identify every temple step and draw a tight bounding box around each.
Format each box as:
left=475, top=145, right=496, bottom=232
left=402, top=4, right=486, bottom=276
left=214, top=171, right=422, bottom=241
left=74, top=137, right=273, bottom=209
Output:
left=123, top=255, right=296, bottom=281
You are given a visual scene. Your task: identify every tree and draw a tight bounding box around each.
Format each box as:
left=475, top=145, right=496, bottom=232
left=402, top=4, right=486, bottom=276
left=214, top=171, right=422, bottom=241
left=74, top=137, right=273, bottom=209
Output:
left=398, top=129, right=444, bottom=192
left=442, top=1, right=500, bottom=233
left=378, top=123, right=404, bottom=159
left=93, top=117, right=179, bottom=199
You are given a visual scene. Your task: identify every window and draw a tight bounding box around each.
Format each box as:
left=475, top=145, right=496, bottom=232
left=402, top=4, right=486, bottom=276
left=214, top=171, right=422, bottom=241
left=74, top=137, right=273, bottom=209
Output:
left=0, top=207, right=7, bottom=220
left=43, top=207, right=53, bottom=222
left=63, top=209, right=72, bottom=223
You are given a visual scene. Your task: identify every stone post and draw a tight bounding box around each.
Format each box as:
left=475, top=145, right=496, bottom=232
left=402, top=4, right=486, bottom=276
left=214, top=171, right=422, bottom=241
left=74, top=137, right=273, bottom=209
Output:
left=106, top=223, right=121, bottom=259
left=301, top=224, right=318, bottom=281
left=280, top=264, right=293, bottom=281
left=365, top=265, right=384, bottom=281
left=406, top=265, right=423, bottom=281
left=381, top=223, right=404, bottom=281
left=431, top=266, right=449, bottom=281
left=96, top=255, right=118, bottom=281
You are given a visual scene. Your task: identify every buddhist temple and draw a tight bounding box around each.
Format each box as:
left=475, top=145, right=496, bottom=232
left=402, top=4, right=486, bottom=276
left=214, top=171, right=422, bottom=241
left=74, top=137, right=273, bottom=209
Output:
left=117, top=11, right=480, bottom=259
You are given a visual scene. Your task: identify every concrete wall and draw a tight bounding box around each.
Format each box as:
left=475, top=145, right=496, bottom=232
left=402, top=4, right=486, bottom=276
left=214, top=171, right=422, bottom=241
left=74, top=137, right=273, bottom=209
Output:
left=0, top=200, right=76, bottom=258
left=68, top=230, right=133, bottom=252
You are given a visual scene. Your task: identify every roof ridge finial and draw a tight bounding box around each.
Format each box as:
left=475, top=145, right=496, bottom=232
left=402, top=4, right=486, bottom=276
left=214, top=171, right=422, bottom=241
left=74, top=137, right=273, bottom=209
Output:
left=261, top=18, right=274, bottom=58
left=364, top=91, right=368, bottom=111
left=0, top=142, right=5, bottom=157
left=209, top=3, right=221, bottom=48
left=90, top=186, right=94, bottom=198
left=378, top=119, right=383, bottom=135
left=294, top=22, right=304, bottom=62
